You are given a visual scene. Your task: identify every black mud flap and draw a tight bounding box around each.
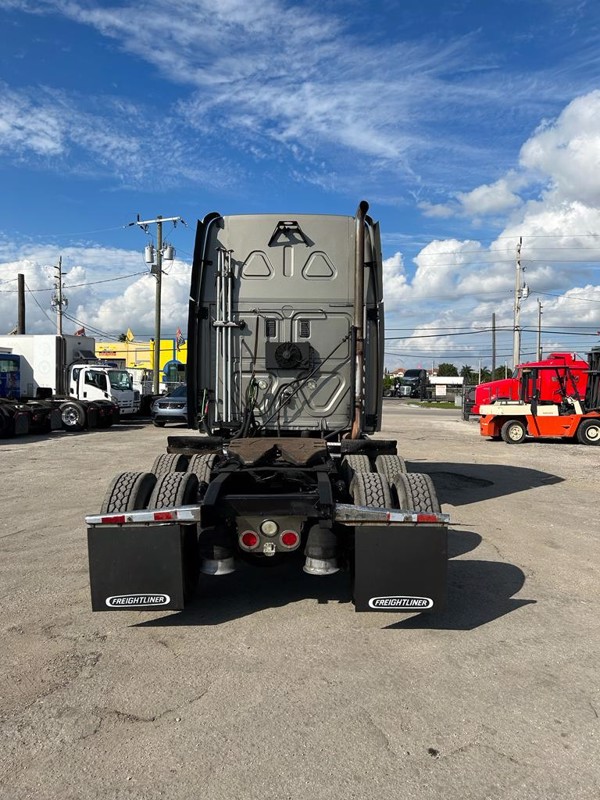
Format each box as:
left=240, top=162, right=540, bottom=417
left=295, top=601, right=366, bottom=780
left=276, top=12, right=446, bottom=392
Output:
left=49, top=408, right=62, bottom=431
left=353, top=524, right=447, bottom=612
left=87, top=524, right=187, bottom=611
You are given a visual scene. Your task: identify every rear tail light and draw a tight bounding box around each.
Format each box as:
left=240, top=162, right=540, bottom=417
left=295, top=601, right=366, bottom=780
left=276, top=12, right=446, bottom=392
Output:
left=280, top=530, right=300, bottom=549
left=240, top=531, right=259, bottom=551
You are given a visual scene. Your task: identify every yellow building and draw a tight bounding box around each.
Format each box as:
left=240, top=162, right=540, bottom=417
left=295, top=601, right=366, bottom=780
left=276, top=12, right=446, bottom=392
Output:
left=95, top=338, right=187, bottom=382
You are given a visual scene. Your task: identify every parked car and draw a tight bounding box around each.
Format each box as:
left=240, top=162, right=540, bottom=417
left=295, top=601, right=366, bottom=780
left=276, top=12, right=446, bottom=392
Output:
left=151, top=385, right=187, bottom=427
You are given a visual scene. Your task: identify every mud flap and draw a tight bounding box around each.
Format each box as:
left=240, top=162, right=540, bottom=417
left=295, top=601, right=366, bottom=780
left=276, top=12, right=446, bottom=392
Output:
left=48, top=408, right=62, bottom=431
left=87, top=524, right=188, bottom=611
left=353, top=524, right=447, bottom=612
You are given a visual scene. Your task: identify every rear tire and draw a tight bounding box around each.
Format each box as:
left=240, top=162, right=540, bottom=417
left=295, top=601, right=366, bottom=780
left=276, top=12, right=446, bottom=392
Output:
left=147, top=473, right=200, bottom=601
left=375, top=454, right=407, bottom=483
left=342, top=454, right=371, bottom=483
left=500, top=419, right=527, bottom=444
left=100, top=471, right=157, bottom=513
left=577, top=418, right=600, bottom=445
left=392, top=473, right=440, bottom=513
left=148, top=472, right=200, bottom=509
left=350, top=472, right=392, bottom=508
left=187, top=453, right=218, bottom=493
left=151, top=452, right=189, bottom=477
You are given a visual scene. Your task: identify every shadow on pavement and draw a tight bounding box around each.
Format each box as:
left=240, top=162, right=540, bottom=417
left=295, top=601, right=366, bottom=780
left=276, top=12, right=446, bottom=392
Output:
left=385, top=559, right=533, bottom=631
left=448, top=528, right=482, bottom=558
left=407, top=461, right=562, bottom=506
left=134, top=553, right=353, bottom=629
left=135, top=532, right=530, bottom=631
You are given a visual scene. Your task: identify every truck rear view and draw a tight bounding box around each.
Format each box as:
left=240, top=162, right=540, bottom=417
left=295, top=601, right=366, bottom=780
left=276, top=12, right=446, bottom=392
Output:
left=87, top=203, right=449, bottom=614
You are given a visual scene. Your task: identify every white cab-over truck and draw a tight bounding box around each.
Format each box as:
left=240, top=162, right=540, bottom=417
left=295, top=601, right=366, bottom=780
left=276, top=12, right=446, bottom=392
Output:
left=0, top=334, right=140, bottom=431
left=86, top=203, right=449, bottom=614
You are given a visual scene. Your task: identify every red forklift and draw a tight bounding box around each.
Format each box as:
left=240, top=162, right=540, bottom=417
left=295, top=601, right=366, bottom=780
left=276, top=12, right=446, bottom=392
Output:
left=479, top=347, right=600, bottom=444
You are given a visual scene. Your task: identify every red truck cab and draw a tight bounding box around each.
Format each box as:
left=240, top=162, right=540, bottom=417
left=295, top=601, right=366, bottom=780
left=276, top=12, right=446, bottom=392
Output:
left=472, top=353, right=589, bottom=414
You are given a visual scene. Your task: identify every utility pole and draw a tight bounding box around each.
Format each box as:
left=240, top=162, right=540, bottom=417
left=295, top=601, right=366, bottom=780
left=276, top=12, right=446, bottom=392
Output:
left=512, top=237, right=528, bottom=368
left=491, top=312, right=496, bottom=375
left=537, top=299, right=543, bottom=360
left=129, top=215, right=185, bottom=395
left=51, top=256, right=68, bottom=335
left=17, top=274, right=25, bottom=334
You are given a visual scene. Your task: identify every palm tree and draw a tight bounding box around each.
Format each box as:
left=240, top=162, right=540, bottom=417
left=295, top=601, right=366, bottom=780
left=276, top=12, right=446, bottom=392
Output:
left=460, top=365, right=475, bottom=383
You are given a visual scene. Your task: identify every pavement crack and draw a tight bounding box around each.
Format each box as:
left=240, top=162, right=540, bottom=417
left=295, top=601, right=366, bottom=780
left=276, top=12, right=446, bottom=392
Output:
left=103, top=690, right=210, bottom=727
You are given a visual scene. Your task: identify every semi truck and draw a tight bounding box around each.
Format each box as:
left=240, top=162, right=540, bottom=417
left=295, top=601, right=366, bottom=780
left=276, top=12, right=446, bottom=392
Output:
left=478, top=347, right=600, bottom=444
left=86, top=203, right=449, bottom=614
left=0, top=334, right=139, bottom=431
left=384, top=368, right=432, bottom=399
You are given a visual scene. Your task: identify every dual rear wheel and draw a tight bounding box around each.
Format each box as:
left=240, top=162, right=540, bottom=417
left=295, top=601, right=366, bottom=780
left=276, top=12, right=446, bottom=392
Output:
left=344, top=455, right=440, bottom=513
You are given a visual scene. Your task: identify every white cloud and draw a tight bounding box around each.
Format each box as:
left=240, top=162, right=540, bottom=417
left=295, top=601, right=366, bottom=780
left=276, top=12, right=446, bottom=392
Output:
left=456, top=178, right=522, bottom=217
left=0, top=85, right=65, bottom=156
left=520, top=91, right=600, bottom=205
left=382, top=252, right=409, bottom=304
left=418, top=202, right=455, bottom=219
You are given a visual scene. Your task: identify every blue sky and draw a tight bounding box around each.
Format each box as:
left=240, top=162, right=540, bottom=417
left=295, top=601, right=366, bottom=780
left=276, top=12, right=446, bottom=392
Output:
left=2, top=0, right=600, bottom=370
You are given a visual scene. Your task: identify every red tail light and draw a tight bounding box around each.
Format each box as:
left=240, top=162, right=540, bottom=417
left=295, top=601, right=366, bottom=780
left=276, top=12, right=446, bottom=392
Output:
left=280, top=530, right=299, bottom=549
left=240, top=531, right=259, bottom=550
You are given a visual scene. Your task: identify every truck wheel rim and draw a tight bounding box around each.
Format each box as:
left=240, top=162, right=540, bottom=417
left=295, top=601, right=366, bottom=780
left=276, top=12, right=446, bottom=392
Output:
left=509, top=425, right=523, bottom=441
left=63, top=408, right=78, bottom=425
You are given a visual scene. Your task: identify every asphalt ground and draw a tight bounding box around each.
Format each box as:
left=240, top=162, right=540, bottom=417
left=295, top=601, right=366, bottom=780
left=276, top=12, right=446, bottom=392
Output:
left=1, top=404, right=599, bottom=799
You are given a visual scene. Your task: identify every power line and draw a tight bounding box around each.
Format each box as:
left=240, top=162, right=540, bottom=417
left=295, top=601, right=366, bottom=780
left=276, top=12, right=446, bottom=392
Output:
left=24, top=280, right=54, bottom=326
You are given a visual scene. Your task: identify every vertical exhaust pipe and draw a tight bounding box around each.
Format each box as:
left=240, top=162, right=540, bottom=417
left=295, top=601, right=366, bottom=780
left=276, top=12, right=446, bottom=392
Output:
left=351, top=201, right=369, bottom=439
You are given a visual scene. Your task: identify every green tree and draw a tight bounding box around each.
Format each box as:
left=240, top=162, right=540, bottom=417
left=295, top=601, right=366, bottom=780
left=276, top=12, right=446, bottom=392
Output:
left=460, top=364, right=475, bottom=383
left=493, top=366, right=510, bottom=380
left=437, top=362, right=458, bottom=377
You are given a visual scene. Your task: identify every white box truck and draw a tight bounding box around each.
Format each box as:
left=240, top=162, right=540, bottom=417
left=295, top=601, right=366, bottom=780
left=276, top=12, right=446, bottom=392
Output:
left=0, top=334, right=140, bottom=431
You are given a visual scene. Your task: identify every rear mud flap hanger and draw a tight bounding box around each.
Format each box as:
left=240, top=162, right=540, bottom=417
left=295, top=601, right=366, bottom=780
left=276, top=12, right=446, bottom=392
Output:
left=268, top=220, right=313, bottom=247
